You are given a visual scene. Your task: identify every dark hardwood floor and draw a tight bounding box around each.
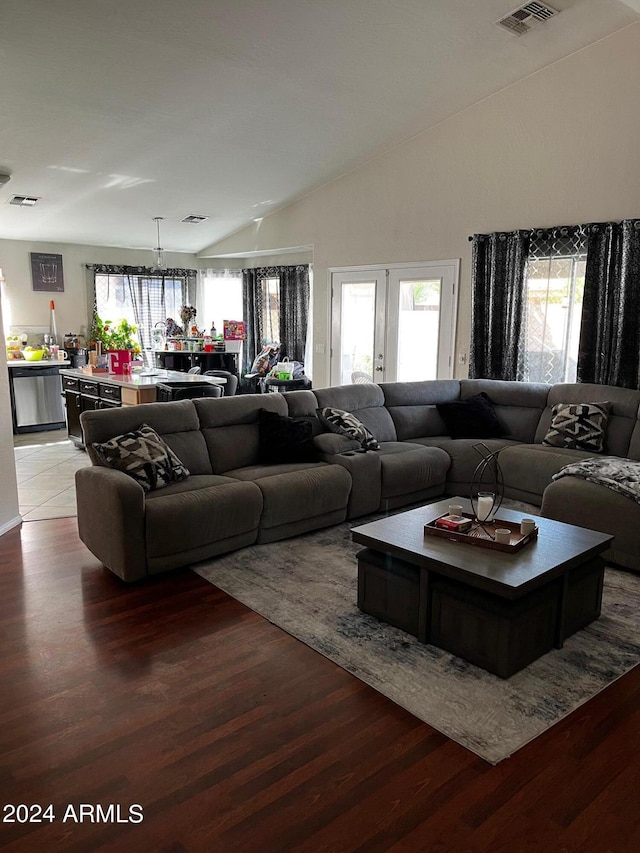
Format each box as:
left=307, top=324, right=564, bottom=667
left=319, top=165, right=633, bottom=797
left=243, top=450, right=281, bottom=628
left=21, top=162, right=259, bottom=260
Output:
left=1, top=518, right=640, bottom=852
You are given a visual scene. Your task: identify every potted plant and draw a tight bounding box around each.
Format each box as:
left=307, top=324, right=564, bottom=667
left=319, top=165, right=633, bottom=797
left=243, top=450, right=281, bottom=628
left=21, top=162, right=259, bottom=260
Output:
left=90, top=314, right=141, bottom=374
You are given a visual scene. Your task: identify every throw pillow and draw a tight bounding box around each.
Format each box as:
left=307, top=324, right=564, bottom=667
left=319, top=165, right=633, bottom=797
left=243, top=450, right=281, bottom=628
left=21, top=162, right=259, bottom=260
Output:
left=258, top=410, right=318, bottom=464
left=435, top=392, right=502, bottom=439
left=316, top=406, right=380, bottom=450
left=543, top=402, right=610, bottom=453
left=92, top=424, right=190, bottom=491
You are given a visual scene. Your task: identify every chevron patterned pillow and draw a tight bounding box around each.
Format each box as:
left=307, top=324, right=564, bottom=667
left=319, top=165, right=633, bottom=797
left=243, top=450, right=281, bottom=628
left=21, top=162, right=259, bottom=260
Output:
left=543, top=402, right=611, bottom=453
left=316, top=406, right=380, bottom=451
left=93, top=424, right=190, bottom=491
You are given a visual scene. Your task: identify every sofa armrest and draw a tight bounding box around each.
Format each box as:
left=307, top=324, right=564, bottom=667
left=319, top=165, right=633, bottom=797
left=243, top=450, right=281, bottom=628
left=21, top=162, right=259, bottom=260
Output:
left=315, top=449, right=382, bottom=518
left=313, top=433, right=361, bottom=455
left=75, top=466, right=147, bottom=582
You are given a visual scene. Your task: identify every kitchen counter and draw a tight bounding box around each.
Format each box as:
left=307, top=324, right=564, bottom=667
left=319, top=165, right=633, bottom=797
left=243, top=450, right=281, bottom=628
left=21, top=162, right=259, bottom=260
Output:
left=7, top=359, right=71, bottom=367
left=59, top=367, right=225, bottom=391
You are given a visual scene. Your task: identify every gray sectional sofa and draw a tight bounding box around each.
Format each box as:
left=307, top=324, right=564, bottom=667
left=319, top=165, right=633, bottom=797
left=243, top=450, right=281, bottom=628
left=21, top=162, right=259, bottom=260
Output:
left=76, top=378, right=640, bottom=581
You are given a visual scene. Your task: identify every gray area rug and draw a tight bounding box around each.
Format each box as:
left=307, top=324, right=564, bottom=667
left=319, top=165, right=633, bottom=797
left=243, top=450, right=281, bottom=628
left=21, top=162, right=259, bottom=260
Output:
left=193, top=509, right=640, bottom=764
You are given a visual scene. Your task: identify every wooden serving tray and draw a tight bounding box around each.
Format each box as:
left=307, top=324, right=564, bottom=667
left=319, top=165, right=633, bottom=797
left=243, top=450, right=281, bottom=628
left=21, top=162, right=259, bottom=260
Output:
left=81, top=365, right=109, bottom=374
left=424, top=512, right=538, bottom=553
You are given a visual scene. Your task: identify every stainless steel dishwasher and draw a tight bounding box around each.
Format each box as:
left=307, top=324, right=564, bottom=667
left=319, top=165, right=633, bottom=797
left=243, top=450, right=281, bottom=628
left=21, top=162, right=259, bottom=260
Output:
left=10, top=365, right=66, bottom=433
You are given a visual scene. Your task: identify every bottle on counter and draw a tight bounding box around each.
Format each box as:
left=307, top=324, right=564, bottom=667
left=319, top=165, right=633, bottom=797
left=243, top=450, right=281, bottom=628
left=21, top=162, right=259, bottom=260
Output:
left=210, top=322, right=217, bottom=338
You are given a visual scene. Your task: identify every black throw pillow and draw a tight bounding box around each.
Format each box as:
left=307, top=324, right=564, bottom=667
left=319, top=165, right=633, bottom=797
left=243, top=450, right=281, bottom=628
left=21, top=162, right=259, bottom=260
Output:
left=436, top=392, right=503, bottom=439
left=258, top=410, right=318, bottom=464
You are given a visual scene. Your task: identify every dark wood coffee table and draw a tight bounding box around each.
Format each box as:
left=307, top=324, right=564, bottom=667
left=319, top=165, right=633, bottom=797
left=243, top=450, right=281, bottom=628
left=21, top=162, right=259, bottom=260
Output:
left=352, top=497, right=613, bottom=678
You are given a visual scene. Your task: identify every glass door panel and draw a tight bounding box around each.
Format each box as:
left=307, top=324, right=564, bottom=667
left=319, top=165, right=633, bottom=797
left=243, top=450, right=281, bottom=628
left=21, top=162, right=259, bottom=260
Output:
left=339, top=281, right=375, bottom=385
left=331, top=270, right=386, bottom=386
left=386, top=264, right=457, bottom=382
left=396, top=278, right=441, bottom=381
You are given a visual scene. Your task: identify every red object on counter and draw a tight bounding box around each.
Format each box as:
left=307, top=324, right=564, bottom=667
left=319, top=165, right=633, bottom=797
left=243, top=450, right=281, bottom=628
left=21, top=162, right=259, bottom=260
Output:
left=107, top=349, right=132, bottom=374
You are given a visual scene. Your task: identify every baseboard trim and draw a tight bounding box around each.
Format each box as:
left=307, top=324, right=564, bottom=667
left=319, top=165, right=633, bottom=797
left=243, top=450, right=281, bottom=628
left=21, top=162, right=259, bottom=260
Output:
left=0, top=515, right=23, bottom=537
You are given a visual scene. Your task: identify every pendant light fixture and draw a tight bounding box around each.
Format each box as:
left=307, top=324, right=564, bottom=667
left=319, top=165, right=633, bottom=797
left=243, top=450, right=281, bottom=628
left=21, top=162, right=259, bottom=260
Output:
left=152, top=216, right=166, bottom=269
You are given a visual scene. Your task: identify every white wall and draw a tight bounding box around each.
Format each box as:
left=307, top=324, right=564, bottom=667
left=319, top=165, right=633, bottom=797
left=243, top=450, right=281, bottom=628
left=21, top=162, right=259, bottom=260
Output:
left=0, top=295, right=20, bottom=536
left=0, top=239, right=198, bottom=537
left=200, top=22, right=640, bottom=389
left=0, top=239, right=199, bottom=340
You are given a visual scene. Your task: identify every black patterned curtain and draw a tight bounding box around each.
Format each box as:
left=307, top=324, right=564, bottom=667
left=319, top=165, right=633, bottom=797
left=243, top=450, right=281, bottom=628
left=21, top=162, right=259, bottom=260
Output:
left=241, top=264, right=310, bottom=374
left=577, top=220, right=640, bottom=388
left=469, top=231, right=530, bottom=380
left=242, top=268, right=263, bottom=375
left=278, top=265, right=309, bottom=362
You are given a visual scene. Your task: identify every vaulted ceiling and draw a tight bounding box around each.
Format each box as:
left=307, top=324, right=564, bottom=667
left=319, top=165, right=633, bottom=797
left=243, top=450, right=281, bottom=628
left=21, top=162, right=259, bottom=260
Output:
left=0, top=0, right=637, bottom=254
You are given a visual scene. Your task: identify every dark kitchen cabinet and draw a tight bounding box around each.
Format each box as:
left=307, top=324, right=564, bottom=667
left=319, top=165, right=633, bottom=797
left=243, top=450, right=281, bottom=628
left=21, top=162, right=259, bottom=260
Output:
left=62, top=375, right=122, bottom=448
left=155, top=350, right=239, bottom=376
left=65, top=390, right=83, bottom=442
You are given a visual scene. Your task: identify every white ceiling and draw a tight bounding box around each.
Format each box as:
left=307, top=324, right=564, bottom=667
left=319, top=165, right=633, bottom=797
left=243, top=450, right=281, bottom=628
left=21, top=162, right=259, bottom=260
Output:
left=0, top=0, right=637, bottom=255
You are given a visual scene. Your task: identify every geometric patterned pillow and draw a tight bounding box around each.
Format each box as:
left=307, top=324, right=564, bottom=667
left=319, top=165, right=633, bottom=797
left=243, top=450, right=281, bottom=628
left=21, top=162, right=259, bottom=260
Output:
left=316, top=406, right=380, bottom=450
left=542, top=402, right=611, bottom=453
left=92, top=424, right=190, bottom=491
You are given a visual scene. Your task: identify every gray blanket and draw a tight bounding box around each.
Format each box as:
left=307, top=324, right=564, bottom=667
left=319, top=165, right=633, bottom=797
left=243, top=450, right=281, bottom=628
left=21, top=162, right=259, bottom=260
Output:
left=553, top=456, right=640, bottom=504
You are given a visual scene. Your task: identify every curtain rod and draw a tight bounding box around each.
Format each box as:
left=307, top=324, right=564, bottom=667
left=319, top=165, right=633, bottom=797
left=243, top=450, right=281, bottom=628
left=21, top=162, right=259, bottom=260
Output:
left=469, top=219, right=640, bottom=242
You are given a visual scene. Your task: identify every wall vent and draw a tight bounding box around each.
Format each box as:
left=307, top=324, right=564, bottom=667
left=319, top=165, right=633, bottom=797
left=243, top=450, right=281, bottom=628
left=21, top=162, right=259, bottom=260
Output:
left=182, top=214, right=209, bottom=223
left=9, top=195, right=40, bottom=206
left=496, top=2, right=559, bottom=36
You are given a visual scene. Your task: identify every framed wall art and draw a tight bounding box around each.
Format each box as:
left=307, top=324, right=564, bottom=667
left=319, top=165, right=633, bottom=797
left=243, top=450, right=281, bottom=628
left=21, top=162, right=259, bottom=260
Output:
left=31, top=252, right=64, bottom=292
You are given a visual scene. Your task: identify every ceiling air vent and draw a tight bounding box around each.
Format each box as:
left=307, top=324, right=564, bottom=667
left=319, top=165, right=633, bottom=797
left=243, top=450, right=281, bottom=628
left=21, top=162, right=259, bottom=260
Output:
left=496, top=2, right=559, bottom=36
left=182, top=214, right=209, bottom=223
left=9, top=195, right=40, bottom=206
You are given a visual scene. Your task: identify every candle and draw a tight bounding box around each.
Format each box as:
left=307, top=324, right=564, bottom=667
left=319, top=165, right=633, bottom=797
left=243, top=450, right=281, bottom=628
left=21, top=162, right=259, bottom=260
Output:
left=477, top=492, right=495, bottom=522
left=495, top=528, right=511, bottom=544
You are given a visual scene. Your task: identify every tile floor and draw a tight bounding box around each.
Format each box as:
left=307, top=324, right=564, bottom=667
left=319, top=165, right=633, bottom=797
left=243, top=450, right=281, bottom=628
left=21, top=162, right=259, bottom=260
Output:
left=13, top=429, right=90, bottom=521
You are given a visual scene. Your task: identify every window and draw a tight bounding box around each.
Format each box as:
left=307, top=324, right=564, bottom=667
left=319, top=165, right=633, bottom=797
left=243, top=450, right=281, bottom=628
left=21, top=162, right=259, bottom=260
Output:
left=198, top=269, right=243, bottom=336
left=93, top=268, right=196, bottom=364
left=517, top=230, right=586, bottom=384
left=261, top=277, right=280, bottom=344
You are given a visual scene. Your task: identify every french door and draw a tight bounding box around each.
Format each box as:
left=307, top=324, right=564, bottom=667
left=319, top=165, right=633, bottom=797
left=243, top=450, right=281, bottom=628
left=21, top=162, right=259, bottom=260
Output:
left=330, top=260, right=459, bottom=385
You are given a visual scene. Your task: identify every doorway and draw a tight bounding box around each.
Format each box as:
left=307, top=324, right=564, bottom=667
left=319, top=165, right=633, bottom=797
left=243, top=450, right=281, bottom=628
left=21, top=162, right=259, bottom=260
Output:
left=330, top=260, right=459, bottom=385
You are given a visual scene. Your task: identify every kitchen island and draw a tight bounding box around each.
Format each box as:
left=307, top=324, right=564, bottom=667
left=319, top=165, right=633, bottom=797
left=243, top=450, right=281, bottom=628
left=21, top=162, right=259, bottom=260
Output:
left=59, top=367, right=226, bottom=447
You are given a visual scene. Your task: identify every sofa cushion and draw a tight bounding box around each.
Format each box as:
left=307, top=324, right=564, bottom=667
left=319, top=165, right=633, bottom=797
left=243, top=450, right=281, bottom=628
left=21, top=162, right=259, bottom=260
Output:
left=317, top=406, right=380, bottom=450
left=313, top=384, right=398, bottom=442
left=380, top=380, right=460, bottom=440
left=418, top=437, right=518, bottom=492
left=258, top=409, right=317, bottom=463
left=498, top=443, right=598, bottom=503
left=543, top=402, right=610, bottom=453
left=376, top=442, right=450, bottom=499
left=144, top=478, right=262, bottom=559
left=226, top=462, right=352, bottom=529
left=92, top=424, right=189, bottom=492
left=461, top=379, right=550, bottom=443
left=436, top=393, right=503, bottom=439
left=194, top=394, right=287, bottom=474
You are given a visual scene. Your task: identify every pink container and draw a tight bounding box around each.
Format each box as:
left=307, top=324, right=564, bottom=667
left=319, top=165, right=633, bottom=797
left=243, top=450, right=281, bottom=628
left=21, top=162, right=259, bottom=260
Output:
left=108, top=349, right=132, bottom=374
